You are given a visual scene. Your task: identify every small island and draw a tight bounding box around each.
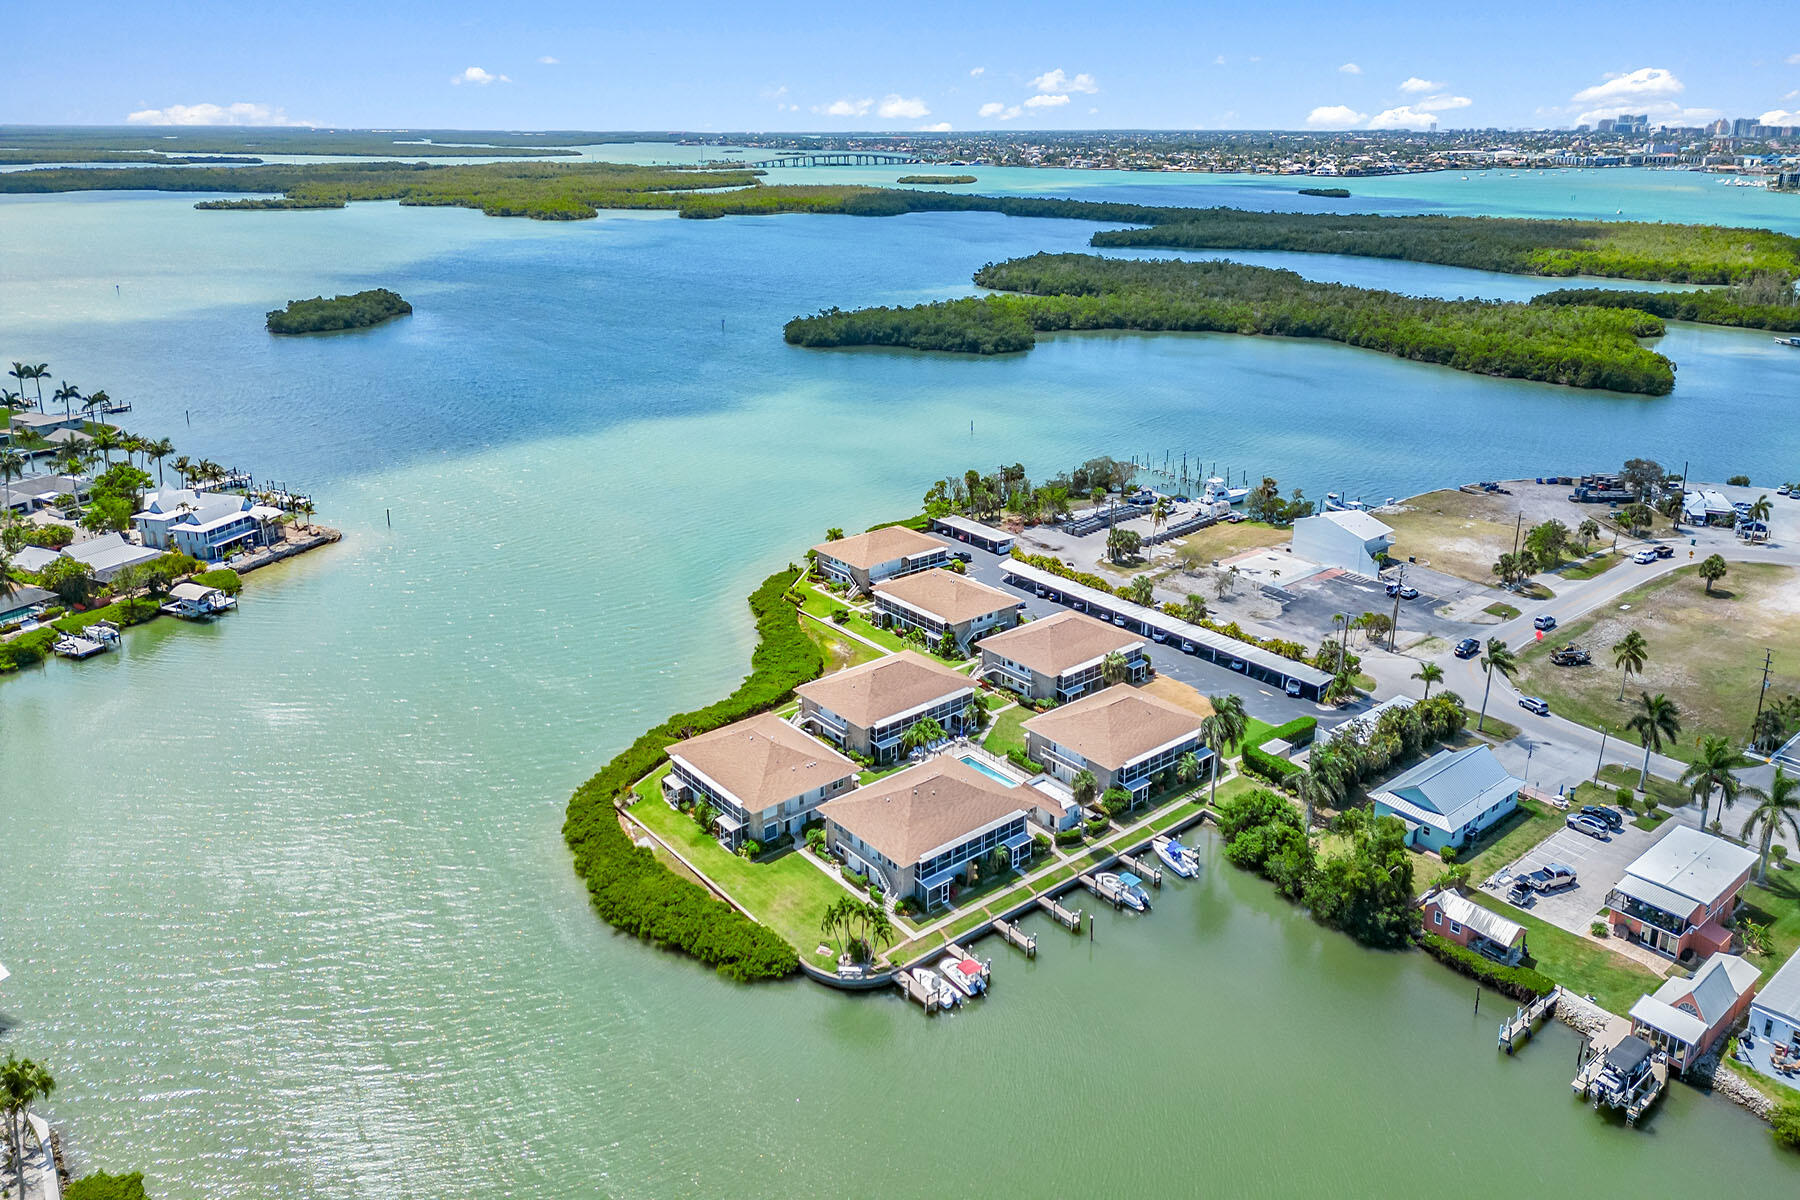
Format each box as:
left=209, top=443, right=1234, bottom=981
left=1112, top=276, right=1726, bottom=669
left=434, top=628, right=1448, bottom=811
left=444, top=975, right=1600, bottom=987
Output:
left=897, top=174, right=977, bottom=185
left=266, top=288, right=412, bottom=335
left=1298, top=186, right=1351, bottom=198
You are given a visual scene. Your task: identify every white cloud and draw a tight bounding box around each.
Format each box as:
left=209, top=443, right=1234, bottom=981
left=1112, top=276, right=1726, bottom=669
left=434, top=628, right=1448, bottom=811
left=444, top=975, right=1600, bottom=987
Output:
left=970, top=66, right=985, bottom=77
left=816, top=97, right=873, bottom=117
left=452, top=66, right=510, bottom=86
left=978, top=101, right=1007, bottom=118
left=1786, top=53, right=1800, bottom=65
left=537, top=56, right=559, bottom=65
left=1339, top=63, right=1361, bottom=75
left=1305, top=104, right=1367, bottom=128
left=1029, top=68, right=1098, bottom=94
left=1213, top=54, right=1226, bottom=66
left=921, top=121, right=953, bottom=131
left=1368, top=105, right=1438, bottom=129
left=877, top=94, right=931, bottom=119
left=1575, top=100, right=1719, bottom=126
left=1762, top=108, right=1800, bottom=124
left=1398, top=76, right=1443, bottom=93
left=1571, top=66, right=1683, bottom=105
left=125, top=102, right=304, bottom=126
left=1416, top=93, right=1472, bottom=112
left=1024, top=93, right=1070, bottom=108
left=761, top=84, right=789, bottom=100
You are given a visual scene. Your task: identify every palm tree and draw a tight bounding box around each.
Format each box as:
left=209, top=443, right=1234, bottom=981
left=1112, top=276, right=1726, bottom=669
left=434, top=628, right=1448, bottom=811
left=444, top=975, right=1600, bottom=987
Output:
left=1072, top=769, right=1098, bottom=809
left=960, top=701, right=987, bottom=737
left=900, top=717, right=946, bottom=756
left=1101, top=650, right=1132, bottom=686
left=1181, top=592, right=1208, bottom=624
left=83, top=390, right=110, bottom=423
left=1201, top=693, right=1248, bottom=807
left=1150, top=498, right=1169, bottom=536
left=1411, top=662, right=1443, bottom=699
left=1577, top=517, right=1600, bottom=550
left=90, top=425, right=121, bottom=468
left=1, top=1054, right=55, bottom=1200
left=1740, top=767, right=1800, bottom=884
left=0, top=550, right=16, bottom=605
left=5, top=364, right=27, bottom=407
left=1680, top=734, right=1744, bottom=828
left=51, top=380, right=81, bottom=420
left=296, top=499, right=316, bottom=531
left=1125, top=574, right=1155, bottom=606
left=1300, top=746, right=1349, bottom=830
left=1175, top=750, right=1202, bottom=788
left=1476, top=637, right=1517, bottom=734
left=0, top=448, right=22, bottom=514
left=26, top=364, right=48, bottom=409
left=1612, top=629, right=1648, bottom=701
left=1749, top=494, right=1773, bottom=526
left=865, top=904, right=896, bottom=958
left=1625, top=692, right=1682, bottom=792
left=147, top=437, right=175, bottom=486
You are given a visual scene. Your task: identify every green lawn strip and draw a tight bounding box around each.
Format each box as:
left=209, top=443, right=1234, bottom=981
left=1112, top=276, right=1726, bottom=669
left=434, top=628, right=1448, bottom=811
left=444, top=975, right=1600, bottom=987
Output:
left=1630, top=810, right=1672, bottom=831
left=1464, top=891, right=1659, bottom=1013
left=52, top=598, right=160, bottom=634
left=798, top=613, right=885, bottom=671
left=982, top=706, right=1033, bottom=757
left=981, top=690, right=1010, bottom=710
left=627, top=773, right=850, bottom=951
left=856, top=762, right=913, bottom=785
left=1596, top=763, right=1686, bottom=808
left=1739, top=870, right=1800, bottom=980
left=1484, top=602, right=1521, bottom=620
left=1465, top=710, right=1521, bottom=742
left=1458, top=799, right=1563, bottom=882
left=1554, top=552, right=1625, bottom=582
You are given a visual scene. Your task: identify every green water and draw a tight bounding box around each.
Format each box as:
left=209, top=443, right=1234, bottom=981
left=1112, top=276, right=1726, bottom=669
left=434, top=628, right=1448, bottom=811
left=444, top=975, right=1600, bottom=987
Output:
left=2, top=162, right=1798, bottom=1197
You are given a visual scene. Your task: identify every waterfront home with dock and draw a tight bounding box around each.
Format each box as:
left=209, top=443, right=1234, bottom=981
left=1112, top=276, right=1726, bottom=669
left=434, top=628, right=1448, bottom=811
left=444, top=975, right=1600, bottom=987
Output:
left=2, top=472, right=90, bottom=514
left=1023, top=684, right=1210, bottom=804
left=1627, top=951, right=1760, bottom=1074
left=1369, top=745, right=1522, bottom=853
left=976, top=611, right=1147, bottom=701
left=134, top=487, right=285, bottom=562
left=1, top=584, right=54, bottom=626
left=872, top=568, right=1022, bottom=653
left=161, top=580, right=235, bottom=619
left=811, top=525, right=950, bottom=594
left=1419, top=886, right=1527, bottom=965
left=795, top=650, right=976, bottom=764
left=662, top=712, right=860, bottom=849
left=1605, top=828, right=1757, bottom=963
left=1746, top=952, right=1800, bottom=1085
left=819, top=757, right=1033, bottom=910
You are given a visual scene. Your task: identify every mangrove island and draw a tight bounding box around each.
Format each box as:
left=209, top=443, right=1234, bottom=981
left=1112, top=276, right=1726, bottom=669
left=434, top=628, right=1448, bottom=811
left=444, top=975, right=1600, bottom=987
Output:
left=266, top=289, right=413, bottom=335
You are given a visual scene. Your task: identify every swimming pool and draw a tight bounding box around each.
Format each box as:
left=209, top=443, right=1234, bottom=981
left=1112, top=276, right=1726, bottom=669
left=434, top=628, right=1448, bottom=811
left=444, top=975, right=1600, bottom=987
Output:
left=958, top=755, right=1019, bottom=786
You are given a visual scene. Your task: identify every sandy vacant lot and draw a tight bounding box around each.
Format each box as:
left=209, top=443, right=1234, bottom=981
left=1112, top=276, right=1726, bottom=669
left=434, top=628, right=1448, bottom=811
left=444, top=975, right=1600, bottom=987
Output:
left=1380, top=482, right=1662, bottom=586
left=1512, top=562, right=1800, bottom=759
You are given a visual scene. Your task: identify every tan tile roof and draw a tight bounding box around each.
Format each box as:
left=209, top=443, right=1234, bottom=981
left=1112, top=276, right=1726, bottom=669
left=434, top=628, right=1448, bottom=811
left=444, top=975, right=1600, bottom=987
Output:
left=819, top=758, right=1027, bottom=866
left=1022, top=685, right=1207, bottom=770
left=976, top=611, right=1142, bottom=676
left=811, top=525, right=947, bottom=572
left=874, top=569, right=1019, bottom=625
left=795, top=650, right=974, bottom=729
left=668, top=713, right=858, bottom=811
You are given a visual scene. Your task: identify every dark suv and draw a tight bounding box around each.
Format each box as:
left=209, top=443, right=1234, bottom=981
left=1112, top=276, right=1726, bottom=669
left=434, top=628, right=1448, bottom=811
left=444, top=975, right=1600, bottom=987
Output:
left=1580, top=805, right=1624, bottom=831
left=1454, top=638, right=1480, bottom=659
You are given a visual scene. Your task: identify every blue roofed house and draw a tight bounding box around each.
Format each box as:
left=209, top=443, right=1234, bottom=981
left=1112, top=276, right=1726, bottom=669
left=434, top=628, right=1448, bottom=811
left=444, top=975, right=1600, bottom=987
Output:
left=1370, top=745, right=1523, bottom=852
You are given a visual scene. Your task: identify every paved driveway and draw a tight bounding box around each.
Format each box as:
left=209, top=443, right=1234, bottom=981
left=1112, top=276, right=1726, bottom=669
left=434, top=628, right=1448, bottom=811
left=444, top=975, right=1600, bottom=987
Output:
left=1480, top=814, right=1676, bottom=939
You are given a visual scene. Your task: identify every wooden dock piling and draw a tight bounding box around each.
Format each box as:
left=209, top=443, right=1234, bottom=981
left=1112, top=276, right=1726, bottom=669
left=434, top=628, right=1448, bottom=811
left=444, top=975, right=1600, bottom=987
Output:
left=1036, top=894, right=1083, bottom=932
left=1497, top=986, right=1559, bottom=1054
left=895, top=969, right=941, bottom=1014
left=1117, top=851, right=1162, bottom=887
left=992, top=918, right=1037, bottom=958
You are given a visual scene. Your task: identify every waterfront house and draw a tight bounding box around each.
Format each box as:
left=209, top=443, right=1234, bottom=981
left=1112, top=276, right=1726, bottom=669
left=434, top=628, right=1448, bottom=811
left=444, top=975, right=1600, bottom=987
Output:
left=1605, top=828, right=1757, bottom=963
left=976, top=611, right=1147, bottom=702
left=61, top=532, right=164, bottom=583
left=928, top=513, right=1015, bottom=554
left=872, top=568, right=1022, bottom=653
left=1681, top=489, right=1736, bottom=526
left=1369, top=745, right=1522, bottom=853
left=1022, top=684, right=1210, bottom=803
left=794, top=650, right=976, bottom=764
left=810, top=526, right=949, bottom=594
left=12, top=545, right=60, bottom=574
left=1747, top=952, right=1800, bottom=1082
left=1419, top=886, right=1527, bottom=965
left=0, top=584, right=54, bottom=626
left=662, top=712, right=859, bottom=850
left=818, top=757, right=1033, bottom=910
left=133, top=488, right=284, bottom=562
left=1628, top=952, right=1760, bottom=1073
left=2, top=473, right=90, bottom=514
left=1290, top=509, right=1394, bottom=577
left=9, top=411, right=84, bottom=436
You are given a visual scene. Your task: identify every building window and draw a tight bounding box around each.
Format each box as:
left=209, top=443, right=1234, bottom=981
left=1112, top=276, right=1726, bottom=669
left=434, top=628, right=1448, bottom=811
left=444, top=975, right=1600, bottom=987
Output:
left=1432, top=911, right=1442, bottom=926
left=1448, top=921, right=1462, bottom=935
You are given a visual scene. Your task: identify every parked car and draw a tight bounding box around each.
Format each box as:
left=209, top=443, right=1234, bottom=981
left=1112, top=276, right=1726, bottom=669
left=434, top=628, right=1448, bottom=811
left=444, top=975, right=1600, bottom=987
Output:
left=1284, top=679, right=1303, bottom=697
left=1533, top=614, right=1557, bottom=631
left=1549, top=644, right=1591, bottom=666
left=1518, top=696, right=1550, bottom=716
left=1506, top=879, right=1537, bottom=907
left=1566, top=813, right=1610, bottom=840
left=1654, top=544, right=1674, bottom=559
left=951, top=550, right=972, bottom=563
left=1454, top=637, right=1481, bottom=659
left=1632, top=548, right=1659, bottom=564
left=1386, top=582, right=1419, bottom=599
left=1228, top=658, right=1246, bottom=672
left=1521, top=862, right=1578, bottom=892
left=1580, top=805, right=1624, bottom=832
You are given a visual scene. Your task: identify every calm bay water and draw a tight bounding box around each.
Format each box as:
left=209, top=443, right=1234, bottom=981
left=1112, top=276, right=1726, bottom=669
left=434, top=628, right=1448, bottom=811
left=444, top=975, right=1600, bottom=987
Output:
left=2, top=162, right=1800, bottom=1197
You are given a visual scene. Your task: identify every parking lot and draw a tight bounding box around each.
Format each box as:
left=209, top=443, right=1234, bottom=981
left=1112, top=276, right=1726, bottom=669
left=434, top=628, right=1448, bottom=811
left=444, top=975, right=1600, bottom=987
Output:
left=1277, top=571, right=1471, bottom=645
left=1480, top=813, right=1676, bottom=939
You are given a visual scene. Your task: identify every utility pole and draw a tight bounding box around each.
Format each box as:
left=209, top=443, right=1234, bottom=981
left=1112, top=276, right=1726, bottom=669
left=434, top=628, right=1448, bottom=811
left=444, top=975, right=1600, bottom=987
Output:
left=1512, top=510, right=1525, bottom=556
left=1388, top=563, right=1405, bottom=652
left=1753, top=648, right=1775, bottom=743
left=1594, top=726, right=1608, bottom=782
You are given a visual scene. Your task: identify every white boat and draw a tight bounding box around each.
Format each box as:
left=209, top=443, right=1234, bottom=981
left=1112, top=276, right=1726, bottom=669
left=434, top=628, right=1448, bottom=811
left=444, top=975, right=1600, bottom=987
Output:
left=0, top=960, right=9, bottom=985
left=914, top=967, right=960, bottom=1007
left=939, top=955, right=988, bottom=997
left=1775, top=336, right=1800, bottom=348
left=1323, top=493, right=1367, bottom=513
left=53, top=634, right=107, bottom=659
left=1153, top=836, right=1201, bottom=879
left=1096, top=871, right=1147, bottom=912
left=1200, top=476, right=1249, bottom=506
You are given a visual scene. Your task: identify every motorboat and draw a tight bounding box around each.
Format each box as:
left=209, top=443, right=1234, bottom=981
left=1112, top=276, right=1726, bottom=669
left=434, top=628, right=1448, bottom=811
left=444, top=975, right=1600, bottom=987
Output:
left=1095, top=872, right=1147, bottom=912
left=914, top=967, right=960, bottom=1008
left=1117, top=872, right=1154, bottom=910
left=1200, top=476, right=1249, bottom=506
left=1323, top=493, right=1368, bottom=512
left=53, top=634, right=108, bottom=659
left=939, top=955, right=988, bottom=997
left=1153, top=836, right=1201, bottom=879
left=1776, top=336, right=1800, bottom=348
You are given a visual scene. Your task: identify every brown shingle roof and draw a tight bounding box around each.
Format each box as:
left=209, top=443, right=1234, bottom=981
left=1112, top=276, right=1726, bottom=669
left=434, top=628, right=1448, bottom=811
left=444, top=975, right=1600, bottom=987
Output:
left=668, top=713, right=858, bottom=811
left=795, top=650, right=974, bottom=729
left=976, top=611, right=1143, bottom=676
left=819, top=758, right=1027, bottom=866
left=1022, top=685, right=1207, bottom=770
left=811, top=525, right=947, bottom=572
left=874, top=569, right=1019, bottom=625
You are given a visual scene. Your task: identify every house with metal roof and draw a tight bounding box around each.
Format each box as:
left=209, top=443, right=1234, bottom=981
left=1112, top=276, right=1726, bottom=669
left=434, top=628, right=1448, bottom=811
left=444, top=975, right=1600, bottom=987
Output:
left=1023, top=684, right=1211, bottom=803
left=662, top=712, right=859, bottom=850
left=1369, top=745, right=1522, bottom=853
left=928, top=513, right=1015, bottom=554
left=810, top=526, right=950, bottom=594
left=1628, top=952, right=1760, bottom=1073
left=819, top=758, right=1033, bottom=910
left=1748, top=951, right=1800, bottom=1084
left=794, top=650, right=975, bottom=764
left=977, top=611, right=1147, bottom=701
left=62, top=532, right=164, bottom=583
left=1605, top=827, right=1758, bottom=963
left=1419, top=886, right=1527, bottom=965
left=134, top=488, right=284, bottom=563
left=872, top=568, right=1022, bottom=653
left=1291, top=509, right=1394, bottom=577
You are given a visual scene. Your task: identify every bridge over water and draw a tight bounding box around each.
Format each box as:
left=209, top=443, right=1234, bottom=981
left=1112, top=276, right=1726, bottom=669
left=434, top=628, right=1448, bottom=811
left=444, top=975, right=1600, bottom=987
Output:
left=739, top=152, right=923, bottom=168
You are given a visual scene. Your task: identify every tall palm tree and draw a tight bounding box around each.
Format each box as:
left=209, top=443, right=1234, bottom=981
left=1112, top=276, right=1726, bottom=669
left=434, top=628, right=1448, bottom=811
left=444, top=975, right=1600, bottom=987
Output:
left=900, top=717, right=946, bottom=756
left=172, top=455, right=194, bottom=487
left=1577, top=517, right=1600, bottom=550
left=27, top=364, right=48, bottom=410
left=1612, top=629, right=1648, bottom=701
left=146, top=437, right=175, bottom=487
left=1072, top=769, right=1098, bottom=809
left=1301, top=745, right=1350, bottom=830
left=1749, top=494, right=1773, bottom=526
left=1, top=1054, right=56, bottom=1199
left=1680, top=734, right=1744, bottom=828
left=1740, top=767, right=1800, bottom=884
left=0, top=448, right=22, bottom=514
left=5, top=364, right=28, bottom=407
left=90, top=425, right=121, bottom=468
left=1201, top=693, right=1249, bottom=807
left=1625, top=692, right=1682, bottom=792
left=1476, top=637, right=1517, bottom=734
left=296, top=499, right=316, bottom=531
left=0, top=550, right=17, bottom=604
left=1150, top=498, right=1169, bottom=536
left=865, top=904, right=896, bottom=958
left=1411, top=662, right=1444, bottom=699
left=1181, top=592, right=1208, bottom=624
left=1101, top=650, right=1132, bottom=686
left=51, top=380, right=81, bottom=420
left=83, top=389, right=109, bottom=423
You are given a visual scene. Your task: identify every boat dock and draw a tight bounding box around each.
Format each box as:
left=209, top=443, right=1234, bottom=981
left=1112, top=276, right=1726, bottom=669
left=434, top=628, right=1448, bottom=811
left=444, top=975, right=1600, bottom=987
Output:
left=991, top=918, right=1036, bottom=957
left=1080, top=873, right=1134, bottom=908
left=1035, top=895, right=1084, bottom=932
left=1498, top=987, right=1560, bottom=1054
left=1571, top=1023, right=1668, bottom=1124
left=1115, top=852, right=1162, bottom=887
left=894, top=969, right=943, bottom=1014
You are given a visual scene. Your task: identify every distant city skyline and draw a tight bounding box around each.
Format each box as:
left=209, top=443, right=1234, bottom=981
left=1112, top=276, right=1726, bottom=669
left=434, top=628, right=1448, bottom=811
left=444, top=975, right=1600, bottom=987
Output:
left=10, top=0, right=1798, bottom=133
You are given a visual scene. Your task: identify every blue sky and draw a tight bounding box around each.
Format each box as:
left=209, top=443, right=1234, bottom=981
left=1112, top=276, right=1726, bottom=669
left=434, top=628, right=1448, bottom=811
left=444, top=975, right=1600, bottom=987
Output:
left=12, top=1, right=1798, bottom=131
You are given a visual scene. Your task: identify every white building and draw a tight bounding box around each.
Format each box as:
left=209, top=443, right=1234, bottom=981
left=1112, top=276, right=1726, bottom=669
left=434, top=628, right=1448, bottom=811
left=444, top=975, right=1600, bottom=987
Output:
left=1749, top=950, right=1800, bottom=1071
left=1290, top=509, right=1394, bottom=576
left=133, top=488, right=284, bottom=562
left=62, top=532, right=164, bottom=583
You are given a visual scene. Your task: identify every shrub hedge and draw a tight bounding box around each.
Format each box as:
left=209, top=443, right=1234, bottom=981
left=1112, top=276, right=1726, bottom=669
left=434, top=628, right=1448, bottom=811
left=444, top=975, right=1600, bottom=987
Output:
left=0, top=627, right=58, bottom=673
left=1259, top=716, right=1318, bottom=748
left=1416, top=930, right=1556, bottom=1002
left=65, top=1173, right=148, bottom=1200
left=560, top=569, right=825, bottom=981
left=1242, top=742, right=1304, bottom=785
left=192, top=567, right=243, bottom=595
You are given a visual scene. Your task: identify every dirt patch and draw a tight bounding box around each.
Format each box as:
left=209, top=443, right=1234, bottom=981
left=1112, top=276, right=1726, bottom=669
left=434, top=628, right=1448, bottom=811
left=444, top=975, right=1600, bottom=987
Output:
left=1380, top=482, right=1666, bottom=586
left=1138, top=674, right=1217, bottom=718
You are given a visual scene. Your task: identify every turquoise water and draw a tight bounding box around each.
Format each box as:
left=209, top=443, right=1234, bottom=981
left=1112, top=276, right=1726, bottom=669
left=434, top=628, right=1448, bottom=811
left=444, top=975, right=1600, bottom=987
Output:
left=1, top=164, right=1799, bottom=1197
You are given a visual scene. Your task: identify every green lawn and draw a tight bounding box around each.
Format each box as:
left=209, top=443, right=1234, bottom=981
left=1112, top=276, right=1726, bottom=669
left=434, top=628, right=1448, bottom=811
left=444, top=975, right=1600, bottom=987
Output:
left=1554, top=552, right=1625, bottom=582
left=1739, top=867, right=1800, bottom=981
left=1597, top=762, right=1686, bottom=809
left=983, top=705, right=1033, bottom=758
left=626, top=766, right=853, bottom=953
left=1465, top=891, right=1660, bottom=1013
left=1465, top=709, right=1521, bottom=743
left=1457, top=799, right=1562, bottom=883
left=1484, top=602, right=1521, bottom=620
left=799, top=613, right=885, bottom=672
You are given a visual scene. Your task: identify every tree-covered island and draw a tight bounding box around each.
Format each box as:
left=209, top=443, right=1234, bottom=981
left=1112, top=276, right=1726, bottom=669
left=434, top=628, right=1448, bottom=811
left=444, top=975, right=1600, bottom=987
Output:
left=266, top=289, right=413, bottom=334
left=896, top=174, right=978, bottom=184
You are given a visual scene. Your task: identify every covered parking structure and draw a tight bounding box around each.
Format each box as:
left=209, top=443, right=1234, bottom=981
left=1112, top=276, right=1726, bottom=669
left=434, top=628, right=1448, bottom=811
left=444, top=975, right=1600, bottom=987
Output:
left=929, top=514, right=1016, bottom=554
left=1000, top=560, right=1332, bottom=701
